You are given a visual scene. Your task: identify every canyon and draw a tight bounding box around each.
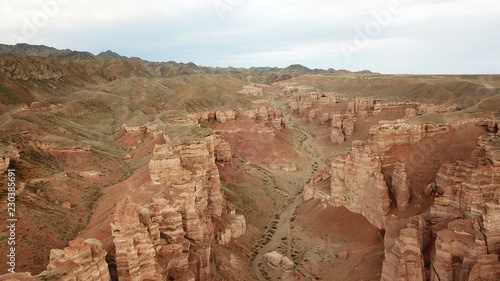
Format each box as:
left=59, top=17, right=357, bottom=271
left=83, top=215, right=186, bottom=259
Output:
left=0, top=44, right=499, bottom=281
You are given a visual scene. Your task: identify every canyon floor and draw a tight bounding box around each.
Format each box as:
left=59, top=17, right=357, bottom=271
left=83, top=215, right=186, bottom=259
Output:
left=0, top=45, right=500, bottom=281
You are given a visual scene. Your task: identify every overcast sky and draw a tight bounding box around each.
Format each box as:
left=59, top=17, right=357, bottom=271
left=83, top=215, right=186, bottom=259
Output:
left=1, top=0, right=499, bottom=74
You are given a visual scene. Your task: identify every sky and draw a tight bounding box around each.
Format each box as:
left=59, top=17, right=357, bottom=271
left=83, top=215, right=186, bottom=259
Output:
left=1, top=0, right=499, bottom=74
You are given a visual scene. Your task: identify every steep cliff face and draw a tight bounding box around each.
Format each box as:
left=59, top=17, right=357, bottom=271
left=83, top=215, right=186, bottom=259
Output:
left=329, top=141, right=390, bottom=229
left=0, top=238, right=111, bottom=281
left=381, top=216, right=428, bottom=281
left=430, top=134, right=500, bottom=251
left=431, top=220, right=489, bottom=281
left=380, top=131, right=500, bottom=281
left=45, top=238, right=111, bottom=281
left=108, top=132, right=245, bottom=281
left=370, top=123, right=447, bottom=154
left=391, top=162, right=411, bottom=212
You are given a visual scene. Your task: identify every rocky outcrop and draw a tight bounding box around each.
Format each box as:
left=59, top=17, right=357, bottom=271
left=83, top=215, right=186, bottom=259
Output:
left=431, top=220, right=488, bottom=281
left=416, top=104, right=457, bottom=114
left=369, top=123, right=447, bottom=153
left=240, top=106, right=288, bottom=129
left=0, top=146, right=19, bottom=174
left=111, top=199, right=164, bottom=281
left=404, top=108, right=417, bottom=119
left=381, top=216, right=429, bottom=281
left=328, top=141, right=390, bottom=228
left=318, top=94, right=337, bottom=107
left=239, top=85, right=264, bottom=96
left=430, top=134, right=500, bottom=256
left=112, top=133, right=236, bottom=280
left=215, top=110, right=237, bottom=123
left=391, top=163, right=411, bottom=211
left=214, top=135, right=233, bottom=163
left=45, top=238, right=110, bottom=281
left=319, top=112, right=330, bottom=125
left=308, top=109, right=317, bottom=123
left=263, top=251, right=295, bottom=272
left=268, top=160, right=298, bottom=172
left=347, top=98, right=376, bottom=117
left=1, top=238, right=112, bottom=281
left=330, top=114, right=355, bottom=144
left=468, top=254, right=500, bottom=281
left=288, top=96, right=315, bottom=115
left=218, top=211, right=246, bottom=245
left=330, top=114, right=345, bottom=144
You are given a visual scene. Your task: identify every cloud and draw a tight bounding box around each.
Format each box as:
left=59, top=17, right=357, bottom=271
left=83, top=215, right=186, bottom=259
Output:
left=0, top=0, right=498, bottom=73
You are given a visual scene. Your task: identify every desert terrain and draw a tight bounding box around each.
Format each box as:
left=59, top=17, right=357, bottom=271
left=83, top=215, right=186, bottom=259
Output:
left=0, top=44, right=499, bottom=281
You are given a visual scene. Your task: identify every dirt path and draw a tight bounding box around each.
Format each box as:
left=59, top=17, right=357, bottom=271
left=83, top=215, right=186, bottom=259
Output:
left=251, top=98, right=323, bottom=281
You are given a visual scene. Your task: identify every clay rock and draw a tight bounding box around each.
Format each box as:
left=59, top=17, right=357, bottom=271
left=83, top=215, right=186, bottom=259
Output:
left=219, top=213, right=247, bottom=245
left=404, top=108, right=417, bottom=119
left=281, top=257, right=295, bottom=272
left=61, top=202, right=72, bottom=209
left=268, top=161, right=298, bottom=172
left=342, top=116, right=355, bottom=138
left=330, top=114, right=345, bottom=144
left=330, top=127, right=345, bottom=144
left=318, top=94, right=337, bottom=107
left=308, top=109, right=317, bottom=123
left=381, top=216, right=428, bottom=281
left=43, top=238, right=110, bottom=281
left=215, top=110, right=236, bottom=123
left=319, top=112, right=330, bottom=125
left=337, top=251, right=349, bottom=260
left=392, top=163, right=411, bottom=211
left=328, top=143, right=390, bottom=229
left=239, top=85, right=263, bottom=96
left=431, top=220, right=488, bottom=281
left=214, top=135, right=232, bottom=163
left=303, top=184, right=315, bottom=201
left=468, top=254, right=500, bottom=281
left=430, top=134, right=500, bottom=233
left=416, top=104, right=456, bottom=114
left=111, top=200, right=162, bottom=281
left=369, top=123, right=428, bottom=153
left=264, top=251, right=284, bottom=267
left=348, top=98, right=376, bottom=117
left=0, top=146, right=19, bottom=174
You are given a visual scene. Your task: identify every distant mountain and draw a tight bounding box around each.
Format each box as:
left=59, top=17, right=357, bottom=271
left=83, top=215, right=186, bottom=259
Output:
left=0, top=43, right=374, bottom=84
left=0, top=43, right=70, bottom=57
left=96, top=50, right=129, bottom=60
left=0, top=43, right=96, bottom=60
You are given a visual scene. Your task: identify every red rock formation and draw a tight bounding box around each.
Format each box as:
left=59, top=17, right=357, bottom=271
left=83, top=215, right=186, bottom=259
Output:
left=328, top=141, right=391, bottom=228
left=0, top=146, right=19, bottom=174
left=468, top=254, right=500, bottom=281
left=1, top=238, right=111, bottom=281
left=218, top=210, right=247, bottom=245
left=319, top=112, right=330, bottom=125
left=215, top=110, right=236, bottom=123
left=330, top=113, right=345, bottom=144
left=308, top=109, right=317, bottom=123
left=46, top=238, right=110, bottom=281
left=239, top=85, right=263, bottom=96
left=392, top=162, right=411, bottom=211
left=214, top=135, right=233, bottom=164
left=431, top=220, right=488, bottom=281
left=382, top=216, right=429, bottom=281
left=111, top=132, right=246, bottom=280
